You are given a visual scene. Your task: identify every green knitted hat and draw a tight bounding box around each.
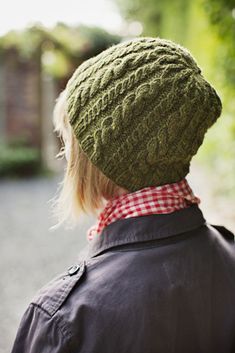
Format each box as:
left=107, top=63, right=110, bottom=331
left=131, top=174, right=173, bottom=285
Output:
left=65, top=37, right=222, bottom=191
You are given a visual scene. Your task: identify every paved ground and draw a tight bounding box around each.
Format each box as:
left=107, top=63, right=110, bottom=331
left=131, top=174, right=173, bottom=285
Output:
left=0, top=172, right=94, bottom=353
left=0, top=161, right=234, bottom=352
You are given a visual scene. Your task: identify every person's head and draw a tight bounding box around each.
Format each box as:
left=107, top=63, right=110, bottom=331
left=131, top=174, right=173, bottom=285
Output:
left=50, top=89, right=128, bottom=230
left=50, top=36, right=222, bottom=230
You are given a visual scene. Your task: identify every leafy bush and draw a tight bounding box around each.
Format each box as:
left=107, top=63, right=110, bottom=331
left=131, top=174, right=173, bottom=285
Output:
left=0, top=143, right=41, bottom=177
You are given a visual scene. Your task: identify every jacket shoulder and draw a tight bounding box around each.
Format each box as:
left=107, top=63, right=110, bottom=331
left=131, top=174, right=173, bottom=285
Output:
left=11, top=303, right=70, bottom=353
left=205, top=223, right=235, bottom=280
left=209, top=224, right=235, bottom=243
left=12, top=261, right=85, bottom=353
left=11, top=260, right=87, bottom=353
left=31, top=260, right=86, bottom=316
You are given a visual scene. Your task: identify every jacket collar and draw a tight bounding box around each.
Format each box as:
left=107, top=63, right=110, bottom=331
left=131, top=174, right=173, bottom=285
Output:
left=87, top=204, right=206, bottom=258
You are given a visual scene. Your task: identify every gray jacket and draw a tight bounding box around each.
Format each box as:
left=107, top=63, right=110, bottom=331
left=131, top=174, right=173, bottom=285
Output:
left=11, top=204, right=235, bottom=353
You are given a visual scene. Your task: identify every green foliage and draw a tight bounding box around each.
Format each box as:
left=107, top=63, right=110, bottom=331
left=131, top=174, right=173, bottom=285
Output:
left=115, top=0, right=191, bottom=42
left=0, top=26, right=43, bottom=59
left=202, top=0, right=235, bottom=86
left=200, top=0, right=235, bottom=197
left=116, top=0, right=162, bottom=35
left=0, top=142, right=41, bottom=177
left=0, top=23, right=121, bottom=78
left=195, top=112, right=235, bottom=197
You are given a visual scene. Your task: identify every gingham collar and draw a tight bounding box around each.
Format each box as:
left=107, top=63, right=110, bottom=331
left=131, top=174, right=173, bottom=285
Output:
left=87, top=178, right=201, bottom=241
left=87, top=204, right=206, bottom=258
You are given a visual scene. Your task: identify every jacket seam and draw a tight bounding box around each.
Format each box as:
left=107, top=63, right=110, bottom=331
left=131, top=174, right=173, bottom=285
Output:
left=42, top=281, right=71, bottom=315
left=30, top=303, right=73, bottom=344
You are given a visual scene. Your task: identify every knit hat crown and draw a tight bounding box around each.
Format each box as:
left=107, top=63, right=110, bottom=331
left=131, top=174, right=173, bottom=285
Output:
left=65, top=37, right=222, bottom=191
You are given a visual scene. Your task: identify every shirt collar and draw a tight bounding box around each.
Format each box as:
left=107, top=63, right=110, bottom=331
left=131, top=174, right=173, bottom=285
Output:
left=86, top=204, right=206, bottom=259
left=86, top=178, right=201, bottom=241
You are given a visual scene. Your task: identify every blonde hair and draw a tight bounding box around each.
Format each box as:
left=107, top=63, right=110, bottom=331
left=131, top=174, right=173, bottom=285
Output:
left=49, top=90, right=127, bottom=231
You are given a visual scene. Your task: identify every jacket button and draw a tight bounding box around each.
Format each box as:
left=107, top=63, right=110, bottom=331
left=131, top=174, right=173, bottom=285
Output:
left=67, top=264, right=80, bottom=276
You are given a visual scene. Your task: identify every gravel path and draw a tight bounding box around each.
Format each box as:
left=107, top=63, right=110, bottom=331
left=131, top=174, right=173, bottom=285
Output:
left=0, top=161, right=234, bottom=353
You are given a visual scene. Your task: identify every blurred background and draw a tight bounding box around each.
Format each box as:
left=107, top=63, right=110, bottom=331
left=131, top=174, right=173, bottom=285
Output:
left=0, top=0, right=234, bottom=351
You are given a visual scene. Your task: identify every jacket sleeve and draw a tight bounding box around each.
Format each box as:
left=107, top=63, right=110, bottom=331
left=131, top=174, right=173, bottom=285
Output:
left=11, top=304, right=71, bottom=353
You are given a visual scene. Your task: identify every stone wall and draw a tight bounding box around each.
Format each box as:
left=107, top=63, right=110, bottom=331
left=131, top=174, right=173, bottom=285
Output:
left=3, top=48, right=41, bottom=148
left=0, top=48, right=61, bottom=172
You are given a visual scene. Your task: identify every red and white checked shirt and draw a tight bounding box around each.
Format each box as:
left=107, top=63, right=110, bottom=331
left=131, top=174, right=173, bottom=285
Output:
left=87, top=178, right=201, bottom=241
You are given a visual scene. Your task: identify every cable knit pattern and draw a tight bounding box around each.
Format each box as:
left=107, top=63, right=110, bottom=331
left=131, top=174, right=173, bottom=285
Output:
left=65, top=37, right=222, bottom=191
